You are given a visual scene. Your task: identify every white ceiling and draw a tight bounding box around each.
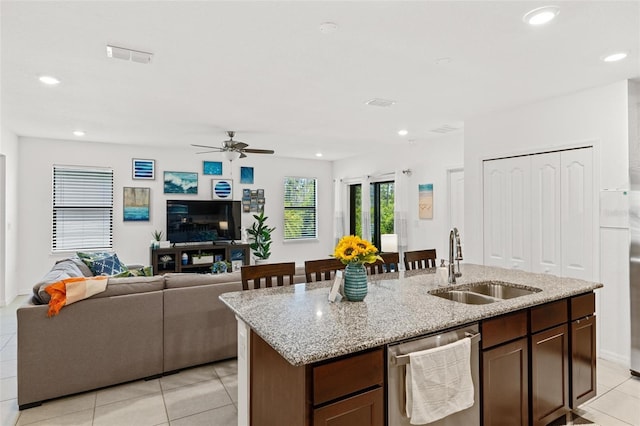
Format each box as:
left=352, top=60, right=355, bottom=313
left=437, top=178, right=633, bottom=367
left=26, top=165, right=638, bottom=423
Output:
left=2, top=1, right=639, bottom=161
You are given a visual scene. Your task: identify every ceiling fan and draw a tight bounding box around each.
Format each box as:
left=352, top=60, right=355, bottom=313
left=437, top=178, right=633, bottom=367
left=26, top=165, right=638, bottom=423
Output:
left=192, top=131, right=275, bottom=160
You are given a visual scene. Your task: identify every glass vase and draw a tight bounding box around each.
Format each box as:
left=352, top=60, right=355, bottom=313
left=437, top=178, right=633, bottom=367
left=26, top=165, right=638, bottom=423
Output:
left=343, top=262, right=368, bottom=301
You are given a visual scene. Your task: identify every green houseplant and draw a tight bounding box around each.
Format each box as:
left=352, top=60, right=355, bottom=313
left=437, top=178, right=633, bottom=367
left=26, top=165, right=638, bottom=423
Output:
left=247, top=211, right=275, bottom=262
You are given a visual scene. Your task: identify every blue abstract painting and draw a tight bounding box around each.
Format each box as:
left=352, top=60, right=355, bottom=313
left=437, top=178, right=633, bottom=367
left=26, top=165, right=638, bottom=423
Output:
left=164, top=171, right=198, bottom=194
left=212, top=179, right=233, bottom=200
left=240, top=166, right=254, bottom=184
left=203, top=161, right=223, bottom=175
left=132, top=159, right=155, bottom=180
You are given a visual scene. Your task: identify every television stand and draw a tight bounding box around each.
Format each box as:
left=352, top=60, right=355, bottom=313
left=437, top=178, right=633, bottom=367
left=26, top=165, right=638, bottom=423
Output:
left=151, top=243, right=250, bottom=274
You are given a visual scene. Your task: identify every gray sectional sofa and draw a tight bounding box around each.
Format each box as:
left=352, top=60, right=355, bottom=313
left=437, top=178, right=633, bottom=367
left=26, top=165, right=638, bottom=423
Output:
left=17, top=261, right=306, bottom=409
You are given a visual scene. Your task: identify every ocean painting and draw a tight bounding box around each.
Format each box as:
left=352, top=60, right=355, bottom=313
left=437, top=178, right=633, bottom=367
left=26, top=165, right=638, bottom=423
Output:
left=418, top=183, right=433, bottom=219
left=164, top=171, right=198, bottom=194
left=123, top=187, right=150, bottom=221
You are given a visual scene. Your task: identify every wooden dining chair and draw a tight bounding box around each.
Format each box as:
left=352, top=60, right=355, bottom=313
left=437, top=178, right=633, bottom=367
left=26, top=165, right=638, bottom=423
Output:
left=368, top=252, right=400, bottom=275
left=304, top=258, right=346, bottom=282
left=240, top=262, right=296, bottom=290
left=403, top=249, right=437, bottom=271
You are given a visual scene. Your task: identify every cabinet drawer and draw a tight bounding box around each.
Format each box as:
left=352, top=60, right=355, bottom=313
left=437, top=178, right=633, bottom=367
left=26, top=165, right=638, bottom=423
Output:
left=530, top=299, right=568, bottom=333
left=313, top=348, right=383, bottom=405
left=482, top=310, right=528, bottom=350
left=571, top=292, right=595, bottom=320
left=313, top=387, right=384, bottom=426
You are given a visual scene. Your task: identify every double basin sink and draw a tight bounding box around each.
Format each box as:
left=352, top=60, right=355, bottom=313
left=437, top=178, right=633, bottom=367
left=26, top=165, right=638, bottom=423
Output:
left=428, top=281, right=541, bottom=305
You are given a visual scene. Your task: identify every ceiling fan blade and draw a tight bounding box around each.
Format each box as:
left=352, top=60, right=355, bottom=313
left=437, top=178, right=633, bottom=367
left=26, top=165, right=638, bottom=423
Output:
left=230, top=142, right=248, bottom=149
left=196, top=150, right=223, bottom=154
left=239, top=152, right=247, bottom=159
left=191, top=144, right=221, bottom=149
left=242, top=148, right=275, bottom=154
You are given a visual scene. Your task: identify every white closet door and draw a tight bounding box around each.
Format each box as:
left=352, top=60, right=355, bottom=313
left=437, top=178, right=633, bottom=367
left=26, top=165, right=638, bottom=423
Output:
left=561, top=148, right=594, bottom=280
left=483, top=157, right=531, bottom=270
left=531, top=153, right=561, bottom=275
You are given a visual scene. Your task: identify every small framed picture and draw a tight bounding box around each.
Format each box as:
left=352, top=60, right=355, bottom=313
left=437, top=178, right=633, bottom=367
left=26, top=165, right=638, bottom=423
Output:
left=123, top=187, right=150, bottom=221
left=203, top=161, right=223, bottom=176
left=212, top=179, right=233, bottom=200
left=164, top=171, right=198, bottom=194
left=240, top=166, right=254, bottom=184
left=132, top=159, right=155, bottom=180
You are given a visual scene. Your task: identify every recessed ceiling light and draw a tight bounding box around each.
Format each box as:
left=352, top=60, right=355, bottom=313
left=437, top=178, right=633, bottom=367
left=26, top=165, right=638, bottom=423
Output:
left=436, top=57, right=452, bottom=65
left=523, top=6, right=559, bottom=26
left=398, top=129, right=408, bottom=136
left=602, top=52, right=628, bottom=62
left=38, top=75, right=60, bottom=85
left=365, top=98, right=396, bottom=107
left=319, top=22, right=338, bottom=34
left=315, top=152, right=323, bottom=157
left=73, top=130, right=86, bottom=137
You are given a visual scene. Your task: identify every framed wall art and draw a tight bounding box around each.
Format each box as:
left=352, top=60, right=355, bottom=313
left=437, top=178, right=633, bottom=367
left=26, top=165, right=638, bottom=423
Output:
left=123, top=187, right=150, bottom=221
left=212, top=179, right=233, bottom=200
left=203, top=161, right=223, bottom=176
left=418, top=183, right=433, bottom=219
left=164, top=171, right=198, bottom=194
left=132, top=158, right=155, bottom=180
left=240, top=166, right=254, bottom=184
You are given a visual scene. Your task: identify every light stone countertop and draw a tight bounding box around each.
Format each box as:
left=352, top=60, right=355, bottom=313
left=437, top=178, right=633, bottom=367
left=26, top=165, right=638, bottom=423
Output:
left=219, top=263, right=603, bottom=366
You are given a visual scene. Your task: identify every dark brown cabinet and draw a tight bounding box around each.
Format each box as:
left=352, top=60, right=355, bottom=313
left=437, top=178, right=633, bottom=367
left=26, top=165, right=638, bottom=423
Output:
left=530, top=300, right=570, bottom=426
left=250, top=332, right=384, bottom=426
left=570, top=293, right=597, bottom=408
left=481, top=311, right=529, bottom=426
left=150, top=243, right=250, bottom=274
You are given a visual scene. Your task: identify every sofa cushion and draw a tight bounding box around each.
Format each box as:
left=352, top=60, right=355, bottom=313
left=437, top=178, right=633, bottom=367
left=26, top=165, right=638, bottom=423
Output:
left=163, top=272, right=242, bottom=289
left=76, top=251, right=112, bottom=269
left=87, top=253, right=129, bottom=276
left=94, top=275, right=166, bottom=298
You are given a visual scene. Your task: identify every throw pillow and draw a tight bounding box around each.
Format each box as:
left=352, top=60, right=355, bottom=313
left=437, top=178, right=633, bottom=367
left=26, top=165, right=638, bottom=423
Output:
left=89, top=253, right=129, bottom=276
left=76, top=251, right=112, bottom=270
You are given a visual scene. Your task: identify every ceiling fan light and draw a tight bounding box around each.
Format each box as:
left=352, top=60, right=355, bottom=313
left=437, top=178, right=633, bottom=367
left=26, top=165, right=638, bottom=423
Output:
left=223, top=150, right=241, bottom=161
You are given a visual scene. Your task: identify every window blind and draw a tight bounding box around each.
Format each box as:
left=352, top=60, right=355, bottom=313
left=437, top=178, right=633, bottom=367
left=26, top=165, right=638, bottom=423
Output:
left=52, top=166, right=114, bottom=251
left=283, top=177, right=317, bottom=240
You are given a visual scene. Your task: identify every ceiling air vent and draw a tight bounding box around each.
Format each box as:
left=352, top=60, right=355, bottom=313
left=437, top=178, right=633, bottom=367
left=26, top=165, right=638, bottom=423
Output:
left=106, top=45, right=153, bottom=64
left=365, top=98, right=396, bottom=107
left=430, top=124, right=460, bottom=134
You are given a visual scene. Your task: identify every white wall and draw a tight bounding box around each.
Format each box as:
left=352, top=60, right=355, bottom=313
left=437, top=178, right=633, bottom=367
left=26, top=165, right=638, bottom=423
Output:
left=16, top=137, right=334, bottom=295
left=465, top=80, right=631, bottom=365
left=333, top=132, right=464, bottom=259
left=0, top=128, right=19, bottom=306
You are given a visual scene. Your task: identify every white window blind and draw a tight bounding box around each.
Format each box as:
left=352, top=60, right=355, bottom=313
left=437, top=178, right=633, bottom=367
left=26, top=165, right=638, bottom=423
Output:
left=52, top=166, right=114, bottom=251
left=284, top=177, right=317, bottom=240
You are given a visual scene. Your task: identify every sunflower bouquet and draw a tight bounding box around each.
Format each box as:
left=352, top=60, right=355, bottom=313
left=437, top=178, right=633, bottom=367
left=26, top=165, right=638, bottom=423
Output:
left=333, top=235, right=383, bottom=265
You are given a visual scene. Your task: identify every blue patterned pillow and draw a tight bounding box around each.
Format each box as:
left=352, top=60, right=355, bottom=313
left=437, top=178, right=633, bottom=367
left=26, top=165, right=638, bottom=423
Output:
left=89, top=253, right=129, bottom=276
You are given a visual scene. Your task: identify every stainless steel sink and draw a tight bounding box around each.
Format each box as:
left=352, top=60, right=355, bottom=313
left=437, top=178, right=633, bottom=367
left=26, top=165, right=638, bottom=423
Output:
left=430, top=290, right=497, bottom=305
left=429, top=281, right=541, bottom=305
left=465, top=281, right=541, bottom=299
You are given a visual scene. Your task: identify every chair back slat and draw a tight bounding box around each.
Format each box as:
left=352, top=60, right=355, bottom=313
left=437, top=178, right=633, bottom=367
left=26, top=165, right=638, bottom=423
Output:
left=403, top=249, right=437, bottom=271
left=368, top=252, right=400, bottom=275
left=241, top=262, right=296, bottom=290
left=304, top=258, right=345, bottom=282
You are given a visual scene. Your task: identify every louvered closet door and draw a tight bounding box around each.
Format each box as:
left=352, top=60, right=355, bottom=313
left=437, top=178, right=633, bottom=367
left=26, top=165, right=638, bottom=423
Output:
left=483, top=157, right=531, bottom=270
left=531, top=153, right=562, bottom=275
left=561, top=148, right=593, bottom=281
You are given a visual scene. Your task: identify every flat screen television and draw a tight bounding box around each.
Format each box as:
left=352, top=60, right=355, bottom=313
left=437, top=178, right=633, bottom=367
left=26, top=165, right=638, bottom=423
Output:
left=166, top=200, right=242, bottom=244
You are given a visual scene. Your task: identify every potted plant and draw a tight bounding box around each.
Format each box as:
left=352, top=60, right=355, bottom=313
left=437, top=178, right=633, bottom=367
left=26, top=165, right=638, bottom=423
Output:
left=151, top=230, right=163, bottom=249
left=247, top=211, right=275, bottom=263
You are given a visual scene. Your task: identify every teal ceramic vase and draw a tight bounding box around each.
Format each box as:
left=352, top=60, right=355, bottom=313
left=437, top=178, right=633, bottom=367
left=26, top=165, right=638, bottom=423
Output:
left=343, top=262, right=368, bottom=301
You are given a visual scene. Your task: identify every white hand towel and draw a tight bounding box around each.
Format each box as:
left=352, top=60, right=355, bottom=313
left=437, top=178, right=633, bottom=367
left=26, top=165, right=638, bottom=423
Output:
left=405, top=337, right=474, bottom=425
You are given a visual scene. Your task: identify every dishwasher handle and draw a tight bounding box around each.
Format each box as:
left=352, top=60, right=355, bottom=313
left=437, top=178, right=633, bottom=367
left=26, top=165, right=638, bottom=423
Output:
left=390, top=332, right=481, bottom=366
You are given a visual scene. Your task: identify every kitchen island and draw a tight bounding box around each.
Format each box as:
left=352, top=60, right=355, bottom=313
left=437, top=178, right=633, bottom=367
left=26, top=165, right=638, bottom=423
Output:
left=219, top=263, right=603, bottom=426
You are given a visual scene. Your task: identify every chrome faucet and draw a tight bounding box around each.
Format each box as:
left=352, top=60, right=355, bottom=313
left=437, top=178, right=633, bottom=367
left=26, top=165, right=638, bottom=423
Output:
left=448, top=227, right=463, bottom=283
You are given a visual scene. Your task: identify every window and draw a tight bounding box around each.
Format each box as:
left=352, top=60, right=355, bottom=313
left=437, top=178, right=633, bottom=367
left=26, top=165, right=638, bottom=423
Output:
left=284, top=177, right=317, bottom=240
left=52, top=165, right=114, bottom=251
left=349, top=180, right=394, bottom=249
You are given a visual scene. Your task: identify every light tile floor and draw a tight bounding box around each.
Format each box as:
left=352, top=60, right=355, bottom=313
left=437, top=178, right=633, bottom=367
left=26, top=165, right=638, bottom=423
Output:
left=2, top=295, right=639, bottom=425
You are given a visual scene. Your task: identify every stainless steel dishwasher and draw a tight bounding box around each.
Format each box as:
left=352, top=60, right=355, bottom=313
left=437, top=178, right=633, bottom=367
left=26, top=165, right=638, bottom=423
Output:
left=387, top=323, right=481, bottom=426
